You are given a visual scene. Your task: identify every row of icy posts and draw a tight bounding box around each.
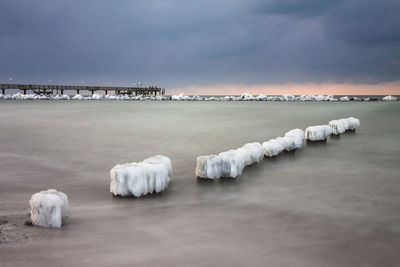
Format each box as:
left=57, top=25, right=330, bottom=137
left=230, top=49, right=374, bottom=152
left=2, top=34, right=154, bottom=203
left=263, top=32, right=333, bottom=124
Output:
left=28, top=117, right=359, bottom=228
left=196, top=117, right=360, bottom=179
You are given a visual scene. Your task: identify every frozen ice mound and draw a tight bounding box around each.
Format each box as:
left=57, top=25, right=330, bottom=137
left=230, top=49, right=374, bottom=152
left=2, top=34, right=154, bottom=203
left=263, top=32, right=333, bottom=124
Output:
left=305, top=125, right=332, bottom=141
left=72, top=94, right=83, bottom=100
left=110, top=155, right=172, bottom=197
left=171, top=93, right=190, bottom=101
left=218, top=149, right=245, bottom=178
left=29, top=189, right=70, bottom=228
left=382, top=95, right=398, bottom=101
left=196, top=142, right=263, bottom=179
left=329, top=119, right=347, bottom=135
left=12, top=93, right=24, bottom=99
left=329, top=117, right=360, bottom=134
left=192, top=95, right=203, bottom=101
left=91, top=93, right=102, bottom=100
left=241, top=93, right=255, bottom=101
left=262, top=129, right=305, bottom=156
left=256, top=94, right=267, bottom=101
left=237, top=142, right=264, bottom=167
left=195, top=150, right=244, bottom=179
left=155, top=95, right=165, bottom=101
left=196, top=155, right=222, bottom=179
left=262, top=137, right=287, bottom=157
left=284, top=129, right=305, bottom=150
left=346, top=117, right=360, bottom=130
left=282, top=93, right=295, bottom=101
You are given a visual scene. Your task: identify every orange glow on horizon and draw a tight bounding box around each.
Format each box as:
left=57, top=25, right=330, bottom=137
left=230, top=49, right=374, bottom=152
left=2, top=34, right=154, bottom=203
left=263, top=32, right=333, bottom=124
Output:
left=169, top=81, right=400, bottom=96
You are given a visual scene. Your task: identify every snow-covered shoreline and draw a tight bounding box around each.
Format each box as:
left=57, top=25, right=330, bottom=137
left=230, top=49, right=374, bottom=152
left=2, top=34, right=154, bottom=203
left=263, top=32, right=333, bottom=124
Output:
left=0, top=92, right=398, bottom=101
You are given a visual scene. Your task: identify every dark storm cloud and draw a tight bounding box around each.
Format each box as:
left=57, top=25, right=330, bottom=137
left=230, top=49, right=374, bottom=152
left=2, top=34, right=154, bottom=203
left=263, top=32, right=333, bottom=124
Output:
left=0, top=0, right=399, bottom=88
left=249, top=0, right=344, bottom=17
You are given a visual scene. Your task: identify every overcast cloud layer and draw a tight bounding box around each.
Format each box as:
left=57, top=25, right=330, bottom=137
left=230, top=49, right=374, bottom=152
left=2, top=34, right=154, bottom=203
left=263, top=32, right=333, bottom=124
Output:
left=0, top=0, right=399, bottom=89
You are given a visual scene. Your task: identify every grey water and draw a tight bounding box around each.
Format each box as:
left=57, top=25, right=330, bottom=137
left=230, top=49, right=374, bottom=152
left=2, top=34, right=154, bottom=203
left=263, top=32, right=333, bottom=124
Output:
left=0, top=101, right=399, bottom=267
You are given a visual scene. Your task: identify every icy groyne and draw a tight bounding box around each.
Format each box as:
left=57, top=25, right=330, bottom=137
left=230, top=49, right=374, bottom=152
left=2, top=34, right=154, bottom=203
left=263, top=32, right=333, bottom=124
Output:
left=29, top=189, right=70, bottom=228
left=196, top=142, right=264, bottom=179
left=110, top=155, right=172, bottom=197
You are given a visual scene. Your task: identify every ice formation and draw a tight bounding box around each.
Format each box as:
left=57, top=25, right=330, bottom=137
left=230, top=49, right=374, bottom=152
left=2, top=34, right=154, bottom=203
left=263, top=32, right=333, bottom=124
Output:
left=0, top=90, right=383, bottom=102
left=346, top=117, right=360, bottom=130
left=91, top=93, right=102, bottom=100
left=382, top=95, right=398, bottom=101
left=72, top=94, right=83, bottom=100
left=224, top=96, right=235, bottom=101
left=284, top=129, right=305, bottom=150
left=329, top=117, right=360, bottom=134
left=237, top=142, right=264, bottom=166
left=240, top=93, right=255, bottom=101
left=171, top=93, right=191, bottom=101
left=29, top=189, right=70, bottom=228
left=305, top=125, right=332, bottom=141
left=156, top=95, right=168, bottom=101
left=282, top=94, right=295, bottom=101
left=262, top=129, right=305, bottom=157
left=329, top=120, right=346, bottom=135
left=110, top=155, right=172, bottom=197
left=196, top=155, right=223, bottom=179
left=218, top=150, right=245, bottom=178
left=196, top=142, right=263, bottom=179
left=1, top=89, right=387, bottom=103
left=192, top=95, right=202, bottom=101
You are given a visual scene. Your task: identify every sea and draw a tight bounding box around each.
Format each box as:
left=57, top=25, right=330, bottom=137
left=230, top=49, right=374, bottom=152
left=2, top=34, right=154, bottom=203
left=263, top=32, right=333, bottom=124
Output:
left=0, top=100, right=399, bottom=266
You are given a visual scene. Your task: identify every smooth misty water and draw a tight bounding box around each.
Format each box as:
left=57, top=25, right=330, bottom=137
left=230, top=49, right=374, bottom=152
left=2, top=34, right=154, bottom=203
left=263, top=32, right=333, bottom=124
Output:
left=0, top=101, right=399, bottom=267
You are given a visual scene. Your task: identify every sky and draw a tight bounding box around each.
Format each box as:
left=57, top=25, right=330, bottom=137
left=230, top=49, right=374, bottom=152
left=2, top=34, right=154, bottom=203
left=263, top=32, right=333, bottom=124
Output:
left=0, top=0, right=399, bottom=95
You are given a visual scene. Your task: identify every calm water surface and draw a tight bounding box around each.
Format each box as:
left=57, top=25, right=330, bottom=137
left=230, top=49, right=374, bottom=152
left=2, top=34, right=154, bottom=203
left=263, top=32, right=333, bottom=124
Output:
left=0, top=101, right=399, bottom=266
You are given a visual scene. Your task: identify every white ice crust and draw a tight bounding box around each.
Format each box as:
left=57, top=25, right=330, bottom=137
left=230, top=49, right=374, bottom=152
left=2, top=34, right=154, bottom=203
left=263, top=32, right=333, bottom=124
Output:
left=329, top=117, right=360, bottom=134
left=72, top=94, right=83, bottom=100
left=196, top=142, right=264, bottom=179
left=29, top=189, right=70, bottom=228
left=110, top=155, right=172, bottom=197
left=262, top=128, right=305, bottom=157
left=382, top=95, right=398, bottom=101
left=305, top=125, right=332, bottom=141
left=171, top=93, right=191, bottom=101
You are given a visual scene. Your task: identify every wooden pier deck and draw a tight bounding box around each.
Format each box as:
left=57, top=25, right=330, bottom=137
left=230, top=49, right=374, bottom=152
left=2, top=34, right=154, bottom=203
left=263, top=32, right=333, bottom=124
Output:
left=0, top=83, right=165, bottom=96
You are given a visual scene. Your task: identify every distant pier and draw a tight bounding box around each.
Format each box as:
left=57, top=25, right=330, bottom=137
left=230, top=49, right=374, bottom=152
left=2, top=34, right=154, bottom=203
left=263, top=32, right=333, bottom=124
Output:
left=0, top=83, right=166, bottom=96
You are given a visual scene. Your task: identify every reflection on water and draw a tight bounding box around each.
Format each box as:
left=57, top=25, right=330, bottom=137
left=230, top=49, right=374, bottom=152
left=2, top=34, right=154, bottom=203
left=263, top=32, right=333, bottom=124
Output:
left=0, top=101, right=400, bottom=267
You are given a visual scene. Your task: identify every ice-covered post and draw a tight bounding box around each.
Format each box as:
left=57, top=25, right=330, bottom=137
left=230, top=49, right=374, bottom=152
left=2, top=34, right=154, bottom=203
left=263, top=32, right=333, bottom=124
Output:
left=29, top=189, right=70, bottom=228
left=110, top=155, right=172, bottom=197
left=305, top=125, right=332, bottom=141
